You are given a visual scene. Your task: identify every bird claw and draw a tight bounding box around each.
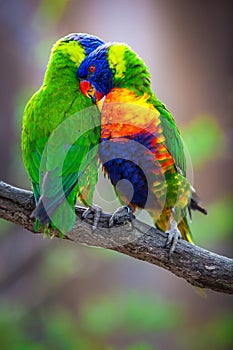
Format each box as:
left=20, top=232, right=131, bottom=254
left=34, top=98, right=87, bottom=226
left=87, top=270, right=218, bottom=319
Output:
left=165, top=222, right=181, bottom=255
left=82, top=204, right=102, bottom=230
left=109, top=206, right=135, bottom=228
left=42, top=224, right=54, bottom=239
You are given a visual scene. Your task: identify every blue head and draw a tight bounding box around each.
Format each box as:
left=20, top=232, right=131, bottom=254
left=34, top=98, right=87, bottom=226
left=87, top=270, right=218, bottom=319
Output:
left=77, top=43, right=114, bottom=97
left=77, top=42, right=150, bottom=101
left=63, top=33, right=105, bottom=55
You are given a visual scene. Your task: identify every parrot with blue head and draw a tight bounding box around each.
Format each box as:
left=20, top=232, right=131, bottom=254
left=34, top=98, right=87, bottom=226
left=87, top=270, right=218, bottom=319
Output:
left=77, top=42, right=207, bottom=252
left=22, top=33, right=105, bottom=235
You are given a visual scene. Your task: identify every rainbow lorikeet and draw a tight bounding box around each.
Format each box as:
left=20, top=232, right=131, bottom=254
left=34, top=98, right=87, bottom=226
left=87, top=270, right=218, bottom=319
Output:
left=77, top=43, right=207, bottom=251
left=21, top=33, right=105, bottom=234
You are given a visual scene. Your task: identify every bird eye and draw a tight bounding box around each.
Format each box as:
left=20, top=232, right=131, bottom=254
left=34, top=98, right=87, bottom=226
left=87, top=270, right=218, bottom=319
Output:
left=89, top=65, right=96, bottom=73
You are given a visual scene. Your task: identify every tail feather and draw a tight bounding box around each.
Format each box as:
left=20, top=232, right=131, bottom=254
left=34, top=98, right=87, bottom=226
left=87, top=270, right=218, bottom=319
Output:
left=189, top=189, right=207, bottom=219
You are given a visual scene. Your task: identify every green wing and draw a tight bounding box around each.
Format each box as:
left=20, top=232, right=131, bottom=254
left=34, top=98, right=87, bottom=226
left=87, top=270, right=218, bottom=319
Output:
left=22, top=88, right=100, bottom=232
left=151, top=97, right=186, bottom=176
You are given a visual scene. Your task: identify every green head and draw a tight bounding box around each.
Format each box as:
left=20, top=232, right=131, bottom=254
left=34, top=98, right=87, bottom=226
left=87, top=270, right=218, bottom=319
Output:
left=44, top=33, right=105, bottom=83
left=77, top=42, right=152, bottom=99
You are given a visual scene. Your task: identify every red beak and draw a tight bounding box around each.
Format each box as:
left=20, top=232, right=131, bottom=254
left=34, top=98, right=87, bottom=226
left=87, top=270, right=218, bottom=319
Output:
left=80, top=81, right=91, bottom=96
left=80, top=80, right=104, bottom=103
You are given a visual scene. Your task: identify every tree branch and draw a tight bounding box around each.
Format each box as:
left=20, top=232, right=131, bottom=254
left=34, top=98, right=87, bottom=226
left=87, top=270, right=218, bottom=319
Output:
left=0, top=181, right=232, bottom=294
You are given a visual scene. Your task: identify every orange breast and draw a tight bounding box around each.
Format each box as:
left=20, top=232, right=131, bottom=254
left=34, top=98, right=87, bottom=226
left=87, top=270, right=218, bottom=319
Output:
left=100, top=88, right=175, bottom=174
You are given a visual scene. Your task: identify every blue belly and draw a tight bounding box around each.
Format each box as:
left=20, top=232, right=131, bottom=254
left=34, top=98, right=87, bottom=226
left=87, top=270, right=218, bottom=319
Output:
left=99, top=133, right=160, bottom=208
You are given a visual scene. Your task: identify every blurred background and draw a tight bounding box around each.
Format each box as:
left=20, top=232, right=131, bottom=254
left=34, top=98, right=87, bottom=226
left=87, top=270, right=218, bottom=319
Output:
left=0, top=0, right=232, bottom=349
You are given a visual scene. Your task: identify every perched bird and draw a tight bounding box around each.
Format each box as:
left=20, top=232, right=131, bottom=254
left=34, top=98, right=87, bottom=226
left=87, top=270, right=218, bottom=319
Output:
left=22, top=33, right=105, bottom=234
left=77, top=42, right=207, bottom=251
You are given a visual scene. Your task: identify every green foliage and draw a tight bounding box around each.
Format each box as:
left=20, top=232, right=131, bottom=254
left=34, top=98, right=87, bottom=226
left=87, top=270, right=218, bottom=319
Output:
left=0, top=304, right=43, bottom=350
left=0, top=298, right=158, bottom=350
left=40, top=308, right=98, bottom=350
left=181, top=313, right=233, bottom=350
left=181, top=115, right=225, bottom=169
left=0, top=291, right=181, bottom=349
left=38, top=243, right=84, bottom=285
left=191, top=196, right=233, bottom=246
left=81, top=291, right=183, bottom=336
left=0, top=288, right=232, bottom=350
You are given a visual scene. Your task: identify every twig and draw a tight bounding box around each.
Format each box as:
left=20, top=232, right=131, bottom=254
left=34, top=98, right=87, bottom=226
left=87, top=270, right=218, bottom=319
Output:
left=0, top=181, right=232, bottom=294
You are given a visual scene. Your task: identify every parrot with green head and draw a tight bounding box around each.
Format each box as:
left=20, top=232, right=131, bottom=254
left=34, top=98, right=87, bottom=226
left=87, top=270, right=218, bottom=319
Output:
left=77, top=42, right=207, bottom=251
left=22, top=33, right=105, bottom=234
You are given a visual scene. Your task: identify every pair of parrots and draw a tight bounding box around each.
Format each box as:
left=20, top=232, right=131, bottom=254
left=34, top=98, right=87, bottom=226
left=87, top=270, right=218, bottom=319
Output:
left=22, top=33, right=207, bottom=249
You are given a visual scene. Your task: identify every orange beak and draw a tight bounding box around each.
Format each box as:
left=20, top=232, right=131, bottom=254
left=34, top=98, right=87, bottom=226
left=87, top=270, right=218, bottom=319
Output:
left=80, top=80, right=104, bottom=103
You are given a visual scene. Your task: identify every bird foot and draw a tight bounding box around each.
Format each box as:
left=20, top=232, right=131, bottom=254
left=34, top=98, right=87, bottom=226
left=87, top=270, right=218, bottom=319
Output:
left=42, top=224, right=54, bottom=240
left=109, top=206, right=135, bottom=228
left=82, top=204, right=102, bottom=230
left=165, top=221, right=181, bottom=255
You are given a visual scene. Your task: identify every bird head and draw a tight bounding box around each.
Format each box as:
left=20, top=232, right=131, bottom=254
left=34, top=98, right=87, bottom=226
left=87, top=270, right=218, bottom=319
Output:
left=77, top=43, right=113, bottom=102
left=48, top=33, right=105, bottom=71
left=77, top=42, right=151, bottom=102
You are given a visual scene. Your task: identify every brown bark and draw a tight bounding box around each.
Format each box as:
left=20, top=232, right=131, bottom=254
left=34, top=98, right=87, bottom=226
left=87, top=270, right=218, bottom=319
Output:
left=0, top=181, right=232, bottom=294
